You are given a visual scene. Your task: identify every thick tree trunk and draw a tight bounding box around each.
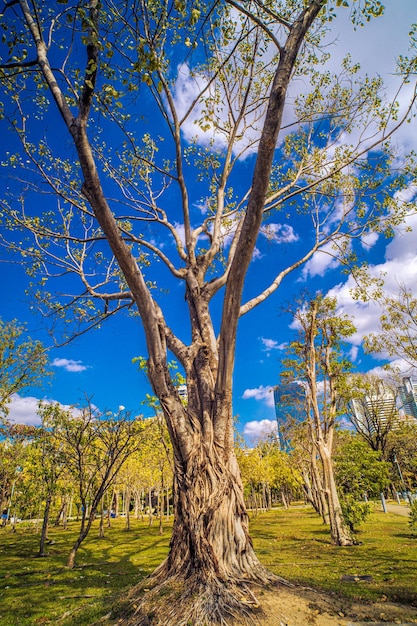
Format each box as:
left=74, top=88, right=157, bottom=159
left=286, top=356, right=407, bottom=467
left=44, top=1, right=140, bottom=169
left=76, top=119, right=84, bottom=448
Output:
left=122, top=444, right=280, bottom=625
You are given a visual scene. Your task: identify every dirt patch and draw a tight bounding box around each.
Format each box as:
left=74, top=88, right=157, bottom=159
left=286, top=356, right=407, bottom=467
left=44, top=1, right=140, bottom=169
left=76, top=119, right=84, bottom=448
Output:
left=235, top=583, right=417, bottom=626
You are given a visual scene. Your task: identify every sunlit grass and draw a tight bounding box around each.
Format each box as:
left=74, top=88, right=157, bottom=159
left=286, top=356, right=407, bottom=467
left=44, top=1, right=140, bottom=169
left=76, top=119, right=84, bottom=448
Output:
left=250, top=504, right=417, bottom=606
left=0, top=504, right=416, bottom=625
left=0, top=517, right=172, bottom=626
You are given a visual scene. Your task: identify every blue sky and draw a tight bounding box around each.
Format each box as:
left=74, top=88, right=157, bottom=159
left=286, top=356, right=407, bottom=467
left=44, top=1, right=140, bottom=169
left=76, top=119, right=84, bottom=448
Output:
left=1, top=2, right=417, bottom=440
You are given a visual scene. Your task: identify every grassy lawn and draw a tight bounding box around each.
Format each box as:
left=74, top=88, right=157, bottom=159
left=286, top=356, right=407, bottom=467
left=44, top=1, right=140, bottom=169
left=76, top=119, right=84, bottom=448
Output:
left=250, top=504, right=417, bottom=606
left=0, top=504, right=416, bottom=625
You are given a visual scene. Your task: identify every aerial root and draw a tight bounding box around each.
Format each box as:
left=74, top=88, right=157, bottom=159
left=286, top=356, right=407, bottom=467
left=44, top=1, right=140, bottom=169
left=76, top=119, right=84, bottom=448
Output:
left=111, top=571, right=287, bottom=626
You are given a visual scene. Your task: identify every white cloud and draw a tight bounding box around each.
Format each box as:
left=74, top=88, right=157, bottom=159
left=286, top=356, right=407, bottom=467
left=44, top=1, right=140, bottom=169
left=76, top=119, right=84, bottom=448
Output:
left=301, top=240, right=341, bottom=279
left=7, top=394, right=97, bottom=426
left=349, top=345, right=359, bottom=362
left=260, top=223, right=299, bottom=244
left=361, top=231, right=378, bottom=249
left=7, top=394, right=41, bottom=426
left=51, top=358, right=88, bottom=373
left=260, top=337, right=287, bottom=353
left=242, top=385, right=275, bottom=407
left=243, top=419, right=278, bottom=439
left=326, top=208, right=417, bottom=356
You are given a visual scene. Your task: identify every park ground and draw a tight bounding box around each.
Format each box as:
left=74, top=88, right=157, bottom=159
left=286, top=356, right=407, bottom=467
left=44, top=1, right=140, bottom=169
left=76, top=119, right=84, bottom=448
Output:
left=0, top=502, right=416, bottom=626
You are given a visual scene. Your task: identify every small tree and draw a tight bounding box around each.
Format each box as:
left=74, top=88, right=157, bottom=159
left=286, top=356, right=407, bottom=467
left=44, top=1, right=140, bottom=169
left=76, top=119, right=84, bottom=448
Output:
left=32, top=411, right=68, bottom=557
left=334, top=431, right=391, bottom=531
left=39, top=401, right=144, bottom=568
left=386, top=422, right=417, bottom=495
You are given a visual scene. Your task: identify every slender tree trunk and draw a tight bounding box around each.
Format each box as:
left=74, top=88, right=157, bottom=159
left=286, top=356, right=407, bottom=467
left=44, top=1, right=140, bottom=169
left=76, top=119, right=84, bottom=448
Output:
left=38, top=492, right=52, bottom=557
left=125, top=487, right=131, bottom=531
left=319, top=444, right=356, bottom=546
left=54, top=498, right=66, bottom=526
left=310, top=451, right=330, bottom=524
left=166, top=485, right=170, bottom=520
left=158, top=488, right=163, bottom=535
left=107, top=491, right=113, bottom=527
left=133, top=491, right=140, bottom=519
left=148, top=487, right=153, bottom=526
left=98, top=494, right=105, bottom=538
left=62, top=499, right=68, bottom=530
left=67, top=506, right=98, bottom=568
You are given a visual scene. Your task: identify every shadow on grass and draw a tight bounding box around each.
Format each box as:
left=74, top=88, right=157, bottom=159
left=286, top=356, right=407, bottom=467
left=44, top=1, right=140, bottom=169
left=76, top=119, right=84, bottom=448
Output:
left=0, top=519, right=172, bottom=626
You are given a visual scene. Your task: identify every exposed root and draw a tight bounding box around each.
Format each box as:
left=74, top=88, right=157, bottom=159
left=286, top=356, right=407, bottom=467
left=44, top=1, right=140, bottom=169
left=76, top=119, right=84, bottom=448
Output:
left=111, top=570, right=289, bottom=626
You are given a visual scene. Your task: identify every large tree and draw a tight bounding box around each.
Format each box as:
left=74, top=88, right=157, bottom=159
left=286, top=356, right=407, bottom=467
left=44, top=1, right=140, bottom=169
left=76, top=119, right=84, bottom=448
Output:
left=0, top=0, right=416, bottom=623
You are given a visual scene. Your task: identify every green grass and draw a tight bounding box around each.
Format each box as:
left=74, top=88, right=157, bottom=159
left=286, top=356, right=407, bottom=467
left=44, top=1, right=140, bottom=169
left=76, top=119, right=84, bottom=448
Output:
left=250, top=504, right=417, bottom=606
left=0, top=504, right=416, bottom=625
left=0, top=518, right=172, bottom=626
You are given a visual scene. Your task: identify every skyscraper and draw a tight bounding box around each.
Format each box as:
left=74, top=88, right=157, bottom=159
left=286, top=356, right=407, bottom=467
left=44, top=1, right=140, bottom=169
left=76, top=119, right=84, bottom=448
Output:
left=274, top=382, right=306, bottom=448
left=398, top=377, right=417, bottom=421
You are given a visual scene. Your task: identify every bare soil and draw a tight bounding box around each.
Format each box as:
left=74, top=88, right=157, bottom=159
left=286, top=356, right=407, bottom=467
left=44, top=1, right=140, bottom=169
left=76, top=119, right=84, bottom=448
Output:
left=236, top=583, right=417, bottom=626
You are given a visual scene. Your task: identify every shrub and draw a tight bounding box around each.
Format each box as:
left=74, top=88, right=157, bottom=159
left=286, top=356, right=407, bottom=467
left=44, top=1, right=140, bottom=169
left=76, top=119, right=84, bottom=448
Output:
left=341, top=495, right=371, bottom=532
left=408, top=500, right=417, bottom=530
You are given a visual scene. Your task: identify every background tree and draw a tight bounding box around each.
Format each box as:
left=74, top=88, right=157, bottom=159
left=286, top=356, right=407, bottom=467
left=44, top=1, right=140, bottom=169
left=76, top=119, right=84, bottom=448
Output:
left=1, top=0, right=416, bottom=622
left=364, top=284, right=417, bottom=369
left=283, top=295, right=356, bottom=545
left=0, top=318, right=49, bottom=421
left=33, top=408, right=69, bottom=557
left=39, top=401, right=144, bottom=568
left=266, top=443, right=303, bottom=509
left=386, top=422, right=417, bottom=494
left=333, top=430, right=391, bottom=531
left=281, top=415, right=330, bottom=522
left=345, top=373, right=401, bottom=459
left=0, top=425, right=35, bottom=522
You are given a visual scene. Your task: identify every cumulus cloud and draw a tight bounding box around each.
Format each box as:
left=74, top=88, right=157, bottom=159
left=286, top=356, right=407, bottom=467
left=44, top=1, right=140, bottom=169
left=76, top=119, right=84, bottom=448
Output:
left=242, top=385, right=275, bottom=407
left=51, top=358, right=88, bottom=373
left=7, top=394, right=42, bottom=426
left=361, top=231, right=379, bottom=249
left=327, top=207, right=417, bottom=355
left=6, top=394, right=97, bottom=426
left=243, top=419, right=278, bottom=440
left=301, top=241, right=341, bottom=279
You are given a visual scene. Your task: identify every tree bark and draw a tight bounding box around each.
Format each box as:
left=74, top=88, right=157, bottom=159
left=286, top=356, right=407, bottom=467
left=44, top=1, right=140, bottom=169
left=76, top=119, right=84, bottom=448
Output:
left=319, top=444, right=356, bottom=546
left=38, top=492, right=52, bottom=557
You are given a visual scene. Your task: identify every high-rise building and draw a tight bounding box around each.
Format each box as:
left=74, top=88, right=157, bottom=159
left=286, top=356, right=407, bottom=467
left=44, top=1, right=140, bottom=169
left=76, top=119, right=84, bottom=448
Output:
left=274, top=382, right=306, bottom=448
left=398, top=377, right=417, bottom=421
left=348, top=379, right=399, bottom=436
